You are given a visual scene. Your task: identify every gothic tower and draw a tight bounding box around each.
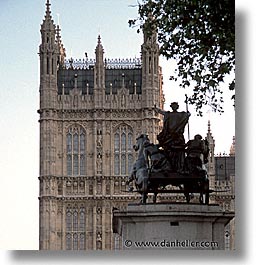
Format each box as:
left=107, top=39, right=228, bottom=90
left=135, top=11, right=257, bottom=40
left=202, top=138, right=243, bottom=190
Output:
left=206, top=120, right=216, bottom=191
left=38, top=1, right=164, bottom=250
left=38, top=0, right=60, bottom=250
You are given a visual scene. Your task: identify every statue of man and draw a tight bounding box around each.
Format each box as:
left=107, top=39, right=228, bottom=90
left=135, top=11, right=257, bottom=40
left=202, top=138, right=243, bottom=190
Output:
left=185, top=134, right=210, bottom=173
left=155, top=102, right=190, bottom=147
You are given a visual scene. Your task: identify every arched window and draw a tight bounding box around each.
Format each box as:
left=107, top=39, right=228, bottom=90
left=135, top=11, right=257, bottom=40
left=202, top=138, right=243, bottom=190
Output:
left=121, top=133, right=126, bottom=152
left=66, top=127, right=86, bottom=176
left=114, top=126, right=134, bottom=176
left=128, top=132, right=133, bottom=151
left=66, top=210, right=72, bottom=232
left=73, top=211, right=78, bottom=231
left=79, top=208, right=85, bottom=231
left=114, top=133, right=120, bottom=152
left=73, top=133, right=79, bottom=153
left=67, top=133, right=72, bottom=153
left=79, top=233, right=85, bottom=250
left=51, top=58, right=54, bottom=75
left=80, top=132, right=85, bottom=152
left=66, top=205, right=86, bottom=250
left=121, top=154, right=126, bottom=175
left=73, top=233, right=78, bottom=250
left=47, top=56, right=50, bottom=75
left=66, top=233, right=72, bottom=250
left=67, top=155, right=72, bottom=176
left=80, top=155, right=85, bottom=176
left=114, top=154, right=120, bottom=175
left=73, top=155, right=79, bottom=175
left=128, top=154, right=133, bottom=174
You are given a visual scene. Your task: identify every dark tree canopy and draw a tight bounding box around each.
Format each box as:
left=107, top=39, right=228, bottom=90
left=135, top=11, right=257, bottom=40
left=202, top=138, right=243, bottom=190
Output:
left=129, top=0, right=235, bottom=115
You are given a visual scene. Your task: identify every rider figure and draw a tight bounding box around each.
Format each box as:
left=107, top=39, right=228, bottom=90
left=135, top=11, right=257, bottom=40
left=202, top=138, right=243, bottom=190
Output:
left=155, top=102, right=190, bottom=146
left=154, top=102, right=190, bottom=171
left=185, top=134, right=209, bottom=173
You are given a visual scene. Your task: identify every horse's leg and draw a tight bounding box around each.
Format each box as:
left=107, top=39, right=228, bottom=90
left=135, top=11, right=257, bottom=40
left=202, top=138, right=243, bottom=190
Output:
left=203, top=177, right=210, bottom=205
left=141, top=177, right=148, bottom=204
left=153, top=192, right=157, bottom=203
left=183, top=183, right=192, bottom=203
left=141, top=193, right=147, bottom=204
left=199, top=191, right=204, bottom=204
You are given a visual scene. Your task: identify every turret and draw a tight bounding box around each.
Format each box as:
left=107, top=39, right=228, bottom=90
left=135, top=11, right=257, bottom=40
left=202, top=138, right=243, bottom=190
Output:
left=229, top=136, right=235, bottom=156
left=56, top=25, right=66, bottom=66
left=206, top=120, right=215, bottom=190
left=141, top=20, right=160, bottom=108
left=39, top=0, right=59, bottom=109
left=94, top=35, right=105, bottom=108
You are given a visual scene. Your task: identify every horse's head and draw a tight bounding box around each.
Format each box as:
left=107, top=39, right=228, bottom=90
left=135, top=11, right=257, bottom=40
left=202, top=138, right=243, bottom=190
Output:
left=134, top=134, right=150, bottom=151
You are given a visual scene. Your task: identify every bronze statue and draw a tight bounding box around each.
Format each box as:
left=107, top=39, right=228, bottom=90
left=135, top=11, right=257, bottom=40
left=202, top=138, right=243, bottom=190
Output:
left=185, top=134, right=209, bottom=173
left=127, top=101, right=210, bottom=204
left=154, top=102, right=190, bottom=172
left=127, top=134, right=150, bottom=203
left=155, top=102, right=190, bottom=146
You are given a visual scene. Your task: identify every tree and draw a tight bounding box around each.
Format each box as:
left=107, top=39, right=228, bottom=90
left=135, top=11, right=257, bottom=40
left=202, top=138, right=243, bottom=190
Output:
left=129, top=0, right=235, bottom=115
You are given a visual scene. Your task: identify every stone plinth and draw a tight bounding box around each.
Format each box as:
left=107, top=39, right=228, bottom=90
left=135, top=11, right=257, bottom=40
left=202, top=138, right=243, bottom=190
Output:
left=113, top=203, right=234, bottom=250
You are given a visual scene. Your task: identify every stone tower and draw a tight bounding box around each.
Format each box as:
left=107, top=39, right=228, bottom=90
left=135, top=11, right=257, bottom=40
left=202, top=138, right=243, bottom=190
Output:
left=38, top=1, right=164, bottom=250
left=206, top=120, right=216, bottom=192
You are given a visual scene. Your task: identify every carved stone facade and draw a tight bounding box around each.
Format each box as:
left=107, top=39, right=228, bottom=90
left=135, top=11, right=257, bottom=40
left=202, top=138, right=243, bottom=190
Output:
left=38, top=1, right=164, bottom=250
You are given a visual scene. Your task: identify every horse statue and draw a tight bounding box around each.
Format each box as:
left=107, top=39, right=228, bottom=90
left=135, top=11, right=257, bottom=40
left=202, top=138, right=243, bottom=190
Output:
left=127, top=134, right=172, bottom=203
left=127, top=134, right=150, bottom=203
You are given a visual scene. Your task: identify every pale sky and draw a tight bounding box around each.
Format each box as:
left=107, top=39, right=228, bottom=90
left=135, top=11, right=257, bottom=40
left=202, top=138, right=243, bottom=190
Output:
left=0, top=0, right=247, bottom=255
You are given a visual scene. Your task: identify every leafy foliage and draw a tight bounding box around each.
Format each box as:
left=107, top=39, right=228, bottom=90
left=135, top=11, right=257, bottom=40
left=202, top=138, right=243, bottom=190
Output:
left=129, top=0, right=235, bottom=115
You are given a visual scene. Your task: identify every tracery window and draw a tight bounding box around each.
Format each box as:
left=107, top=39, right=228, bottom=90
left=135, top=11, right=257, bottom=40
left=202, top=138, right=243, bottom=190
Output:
left=66, top=126, right=86, bottom=176
left=66, top=233, right=72, bottom=250
left=121, top=154, right=126, bottom=175
left=66, top=210, right=72, bottom=231
left=79, top=233, right=85, bottom=250
left=128, top=154, right=134, bottom=174
left=114, top=125, right=134, bottom=175
left=114, top=154, right=120, bottom=175
left=73, top=233, right=78, bottom=250
left=66, top=205, right=86, bottom=250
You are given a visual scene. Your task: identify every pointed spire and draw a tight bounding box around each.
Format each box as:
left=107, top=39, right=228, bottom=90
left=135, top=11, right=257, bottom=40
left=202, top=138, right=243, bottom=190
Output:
left=229, top=136, right=235, bottom=156
left=44, top=0, right=52, bottom=21
left=56, top=24, right=66, bottom=65
left=206, top=120, right=215, bottom=145
left=56, top=25, right=61, bottom=42
left=95, top=35, right=104, bottom=62
left=94, top=35, right=105, bottom=89
left=56, top=25, right=63, bottom=47
left=207, top=120, right=214, bottom=138
left=41, top=0, right=55, bottom=31
left=46, top=0, right=51, bottom=14
left=208, top=120, right=211, bottom=134
left=96, top=35, right=104, bottom=51
left=143, top=15, right=158, bottom=45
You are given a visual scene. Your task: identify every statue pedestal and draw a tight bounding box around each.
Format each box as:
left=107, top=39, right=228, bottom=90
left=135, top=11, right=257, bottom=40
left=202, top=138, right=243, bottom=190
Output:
left=113, top=203, right=234, bottom=250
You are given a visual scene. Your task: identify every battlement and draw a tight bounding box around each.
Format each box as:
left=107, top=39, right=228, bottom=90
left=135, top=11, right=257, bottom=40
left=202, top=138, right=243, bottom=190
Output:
left=105, top=58, right=141, bottom=69
left=62, top=57, right=142, bottom=70
left=62, top=58, right=95, bottom=70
